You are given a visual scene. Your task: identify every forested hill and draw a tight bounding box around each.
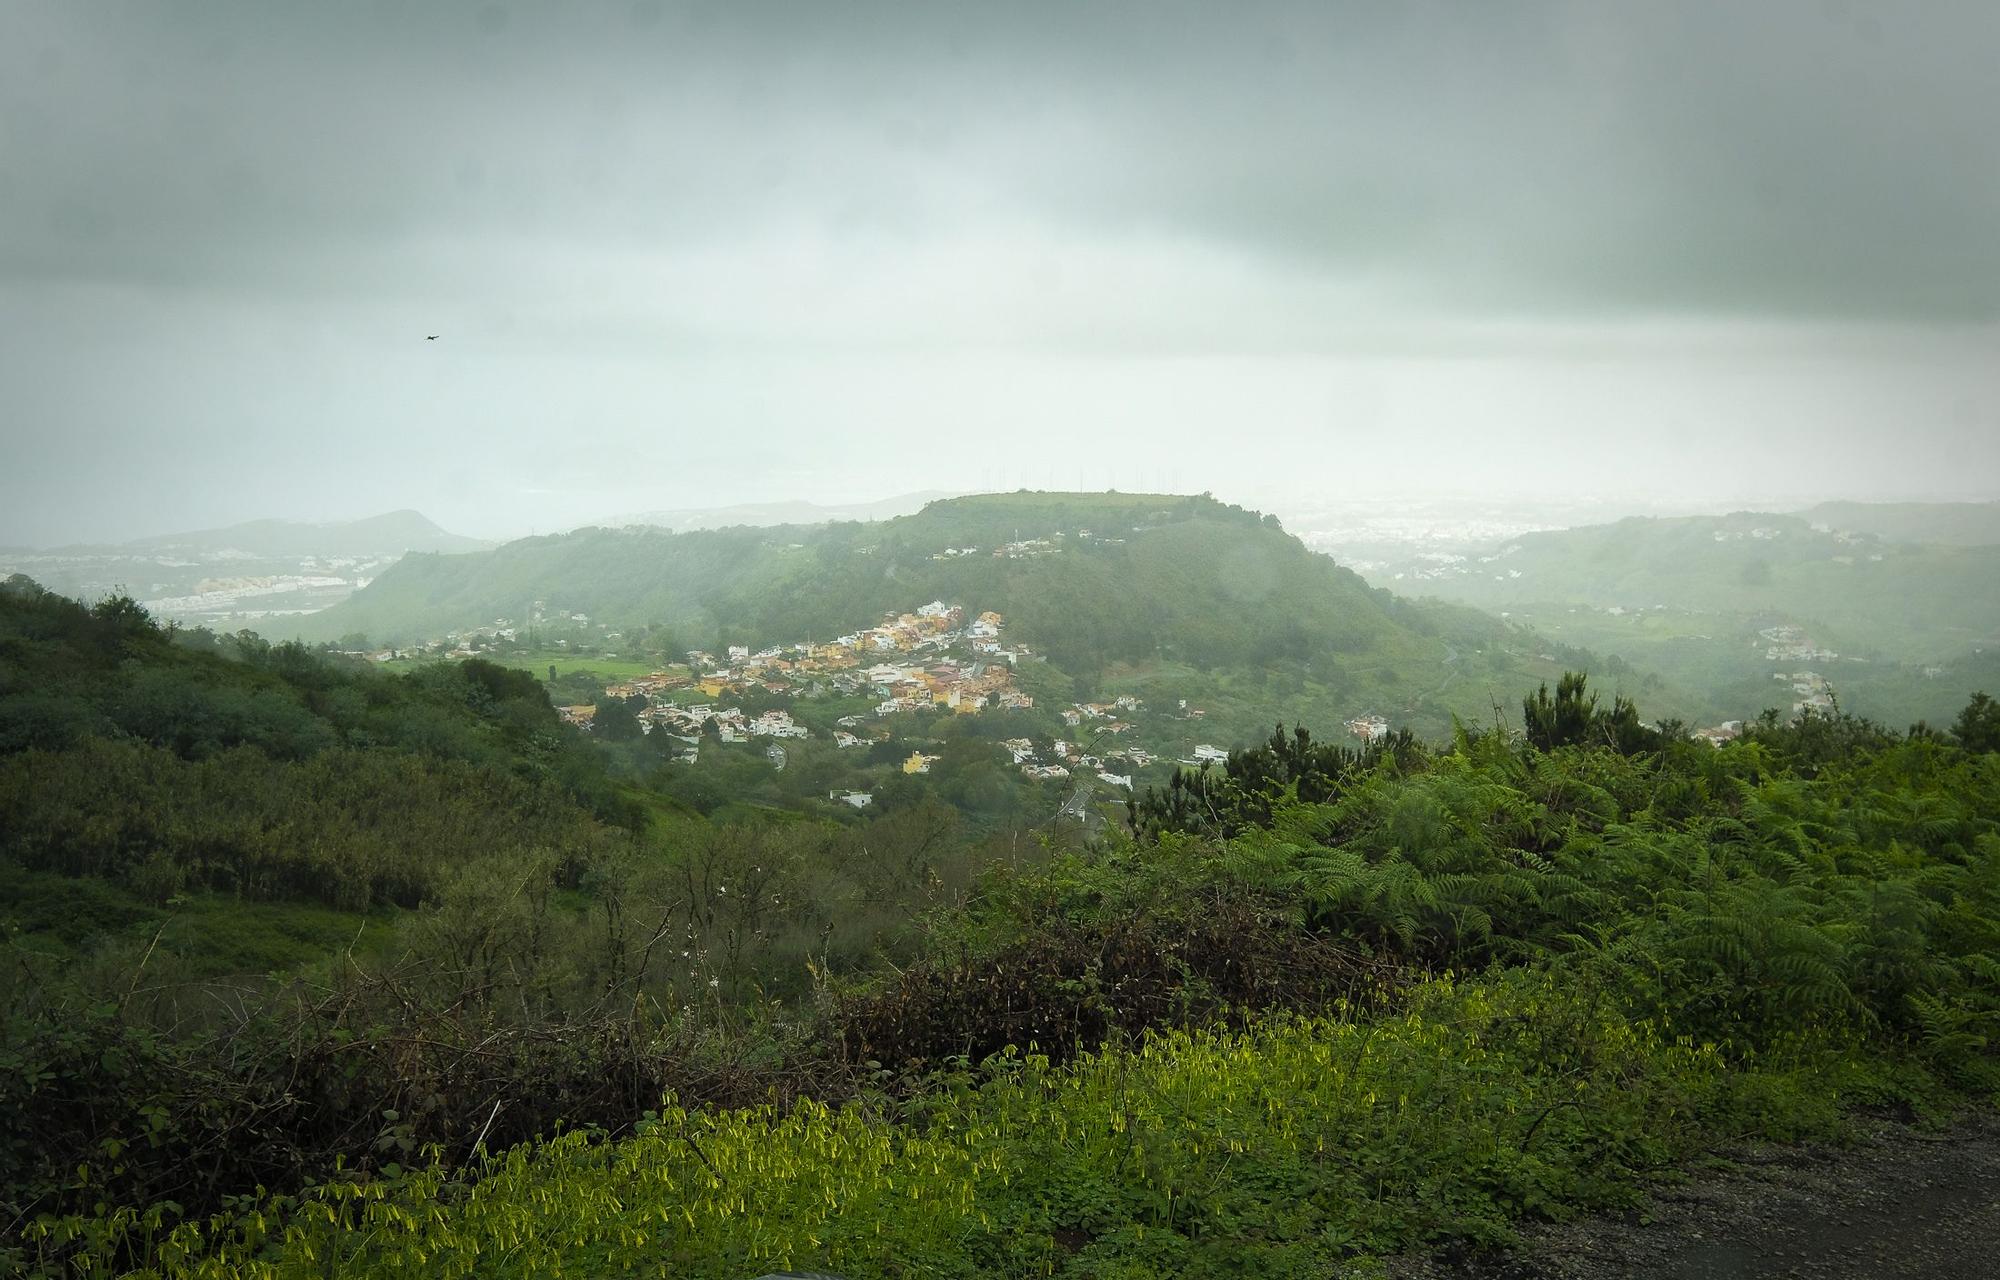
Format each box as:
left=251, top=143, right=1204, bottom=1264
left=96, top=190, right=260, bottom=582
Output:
left=1795, top=499, right=2000, bottom=548
left=297, top=491, right=1468, bottom=667
left=290, top=491, right=1637, bottom=736
left=0, top=573, right=634, bottom=914
left=1391, top=510, right=2000, bottom=660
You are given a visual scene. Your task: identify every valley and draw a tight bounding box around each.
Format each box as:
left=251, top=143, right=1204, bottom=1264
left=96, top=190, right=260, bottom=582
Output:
left=0, top=510, right=489, bottom=631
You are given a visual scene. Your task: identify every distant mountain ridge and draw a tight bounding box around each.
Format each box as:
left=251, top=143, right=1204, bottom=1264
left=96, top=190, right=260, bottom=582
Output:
left=0, top=511, right=492, bottom=629
left=1347, top=505, right=2000, bottom=731
left=119, top=510, right=488, bottom=558
left=1371, top=510, right=2000, bottom=653
left=28, top=510, right=490, bottom=559
left=1793, top=500, right=2000, bottom=547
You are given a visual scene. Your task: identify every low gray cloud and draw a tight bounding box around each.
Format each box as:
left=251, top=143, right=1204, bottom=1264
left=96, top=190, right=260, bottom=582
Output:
left=2, top=2, right=1996, bottom=543
left=8, top=2, right=1995, bottom=320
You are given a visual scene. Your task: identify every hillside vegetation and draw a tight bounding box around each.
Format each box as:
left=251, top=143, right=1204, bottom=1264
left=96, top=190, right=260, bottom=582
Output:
left=1363, top=509, right=2000, bottom=731
left=1396, top=511, right=2000, bottom=656
left=294, top=492, right=1652, bottom=740
left=0, top=579, right=1077, bottom=1264
left=7, top=586, right=1998, bottom=1275
left=1799, top=499, right=2000, bottom=548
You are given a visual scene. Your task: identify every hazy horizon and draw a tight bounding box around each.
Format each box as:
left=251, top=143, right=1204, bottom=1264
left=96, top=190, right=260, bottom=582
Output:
left=15, top=482, right=2000, bottom=554
left=4, top=2, right=1997, bottom=545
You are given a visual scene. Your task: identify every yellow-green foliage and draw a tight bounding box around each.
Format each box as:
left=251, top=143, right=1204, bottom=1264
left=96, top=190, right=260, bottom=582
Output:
left=53, top=974, right=1776, bottom=1279
left=14, top=664, right=2000, bottom=1277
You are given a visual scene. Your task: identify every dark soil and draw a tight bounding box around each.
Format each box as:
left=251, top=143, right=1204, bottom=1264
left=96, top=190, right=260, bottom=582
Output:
left=1388, top=1111, right=2000, bottom=1280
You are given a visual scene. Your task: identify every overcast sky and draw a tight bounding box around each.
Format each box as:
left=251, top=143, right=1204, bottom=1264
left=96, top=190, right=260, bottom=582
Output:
left=3, top=1, right=1997, bottom=544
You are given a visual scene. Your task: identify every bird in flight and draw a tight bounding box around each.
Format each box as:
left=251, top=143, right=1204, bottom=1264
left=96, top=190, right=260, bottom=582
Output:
left=426, top=334, right=439, bottom=341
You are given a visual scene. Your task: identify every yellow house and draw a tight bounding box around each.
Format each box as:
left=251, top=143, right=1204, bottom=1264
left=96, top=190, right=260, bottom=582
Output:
left=902, top=751, right=935, bottom=774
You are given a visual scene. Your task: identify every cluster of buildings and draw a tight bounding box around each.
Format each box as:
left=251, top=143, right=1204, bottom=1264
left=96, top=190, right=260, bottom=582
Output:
left=1779, top=670, right=1836, bottom=716
left=1693, top=720, right=1744, bottom=746
left=1753, top=626, right=1839, bottom=719
left=1060, top=695, right=1143, bottom=731
left=997, top=535, right=1063, bottom=558
left=558, top=601, right=1040, bottom=767
left=868, top=656, right=1034, bottom=717
left=604, top=670, right=693, bottom=699
left=1759, top=624, right=1838, bottom=664
left=1346, top=713, right=1390, bottom=743
left=924, top=529, right=1129, bottom=562
left=554, top=700, right=810, bottom=759
left=1000, top=735, right=1152, bottom=788
left=677, top=603, right=1035, bottom=715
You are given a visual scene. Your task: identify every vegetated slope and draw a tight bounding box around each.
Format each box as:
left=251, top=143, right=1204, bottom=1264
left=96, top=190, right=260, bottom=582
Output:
left=1400, top=512, right=2000, bottom=656
left=1797, top=499, right=2000, bottom=547
left=294, top=491, right=1659, bottom=737
left=1361, top=510, right=2000, bottom=730
left=36, top=680, right=2000, bottom=1279
left=293, top=493, right=1302, bottom=653
left=0, top=574, right=632, bottom=934
left=0, top=574, right=1076, bottom=1254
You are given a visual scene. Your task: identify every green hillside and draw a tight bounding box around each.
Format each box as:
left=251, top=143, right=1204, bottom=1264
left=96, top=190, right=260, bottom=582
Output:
left=23, top=677, right=2000, bottom=1277
left=1402, top=512, right=1999, bottom=654
left=11, top=571, right=2000, bottom=1277
left=1363, top=510, right=2000, bottom=729
left=1797, top=499, right=2000, bottom=547
left=0, top=575, right=634, bottom=938
left=292, top=492, right=1654, bottom=739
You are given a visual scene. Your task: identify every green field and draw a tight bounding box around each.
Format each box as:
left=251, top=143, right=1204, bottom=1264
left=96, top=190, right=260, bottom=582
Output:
left=374, top=649, right=681, bottom=682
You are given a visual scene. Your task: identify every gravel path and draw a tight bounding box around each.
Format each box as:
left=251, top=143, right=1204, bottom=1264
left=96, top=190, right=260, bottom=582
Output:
left=1389, top=1111, right=2000, bottom=1280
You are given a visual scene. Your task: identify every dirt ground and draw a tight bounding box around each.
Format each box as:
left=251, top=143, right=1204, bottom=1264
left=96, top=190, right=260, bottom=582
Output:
left=1388, top=1111, right=2000, bottom=1280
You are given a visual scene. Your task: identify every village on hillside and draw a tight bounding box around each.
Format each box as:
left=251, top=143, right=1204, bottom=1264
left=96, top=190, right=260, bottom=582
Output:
left=556, top=602, right=1036, bottom=744
left=362, top=590, right=1407, bottom=817
left=527, top=597, right=1403, bottom=805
